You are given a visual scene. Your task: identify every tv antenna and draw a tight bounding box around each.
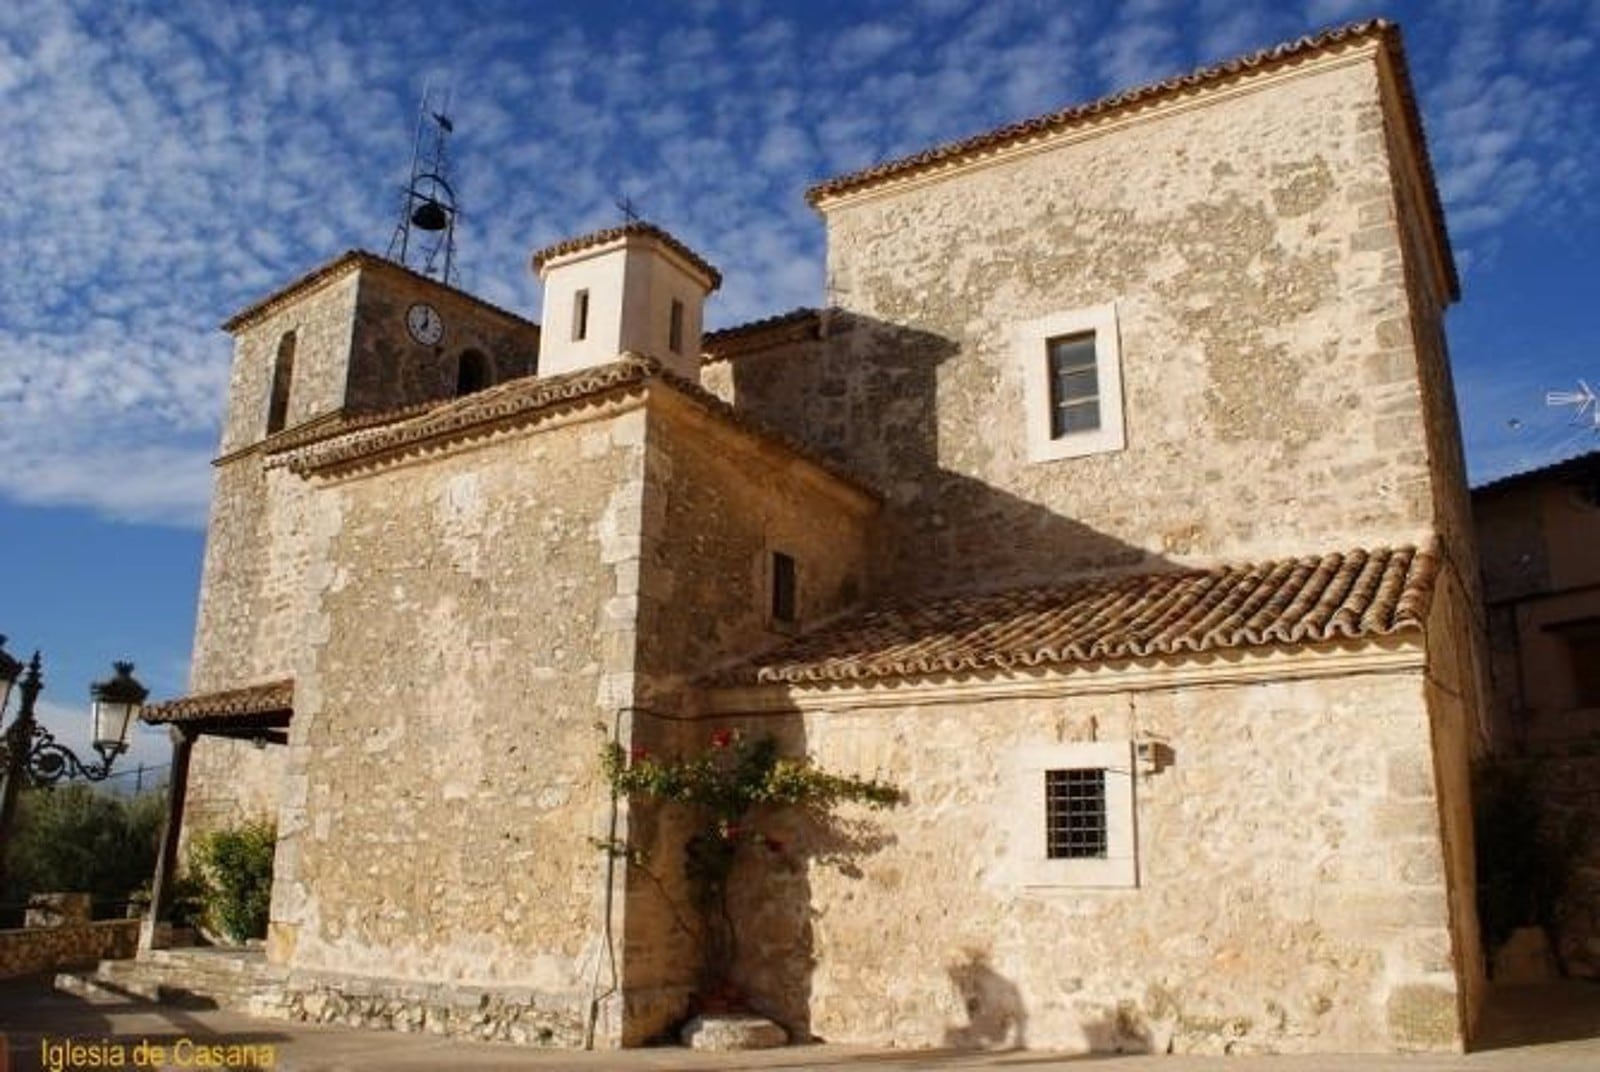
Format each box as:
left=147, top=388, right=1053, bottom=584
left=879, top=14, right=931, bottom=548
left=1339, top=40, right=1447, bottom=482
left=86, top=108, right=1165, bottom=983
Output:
left=1547, top=380, right=1599, bottom=431
left=387, top=85, right=459, bottom=286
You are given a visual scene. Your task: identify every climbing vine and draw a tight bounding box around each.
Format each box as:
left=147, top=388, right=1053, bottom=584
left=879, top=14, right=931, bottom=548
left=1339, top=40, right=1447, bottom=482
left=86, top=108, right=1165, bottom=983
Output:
left=599, top=728, right=899, bottom=1007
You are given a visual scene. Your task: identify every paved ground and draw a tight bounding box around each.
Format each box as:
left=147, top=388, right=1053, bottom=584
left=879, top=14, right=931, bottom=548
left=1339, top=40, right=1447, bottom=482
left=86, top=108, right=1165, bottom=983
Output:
left=2, top=976, right=1598, bottom=1072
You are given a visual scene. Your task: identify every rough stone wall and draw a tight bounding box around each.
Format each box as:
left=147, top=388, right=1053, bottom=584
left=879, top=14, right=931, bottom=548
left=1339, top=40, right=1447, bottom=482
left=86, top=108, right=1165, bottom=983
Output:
left=185, top=461, right=329, bottom=846
left=1421, top=568, right=1489, bottom=1037
left=0, top=920, right=139, bottom=979
left=344, top=270, right=540, bottom=416
left=183, top=738, right=286, bottom=850
left=614, top=388, right=878, bottom=1037
left=266, top=406, right=648, bottom=1047
left=713, top=661, right=1463, bottom=1054
left=634, top=390, right=876, bottom=707
left=731, top=55, right=1441, bottom=595
left=219, top=274, right=360, bottom=456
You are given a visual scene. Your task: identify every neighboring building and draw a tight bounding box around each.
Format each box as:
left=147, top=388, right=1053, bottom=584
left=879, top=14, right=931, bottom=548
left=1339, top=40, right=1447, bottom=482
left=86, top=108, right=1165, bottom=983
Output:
left=1474, top=449, right=1600, bottom=746
left=1471, top=448, right=1600, bottom=979
left=142, top=20, right=1489, bottom=1055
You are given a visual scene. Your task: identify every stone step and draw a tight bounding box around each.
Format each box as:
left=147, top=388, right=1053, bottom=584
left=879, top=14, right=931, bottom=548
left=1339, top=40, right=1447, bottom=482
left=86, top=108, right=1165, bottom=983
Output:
left=53, top=949, right=285, bottom=1016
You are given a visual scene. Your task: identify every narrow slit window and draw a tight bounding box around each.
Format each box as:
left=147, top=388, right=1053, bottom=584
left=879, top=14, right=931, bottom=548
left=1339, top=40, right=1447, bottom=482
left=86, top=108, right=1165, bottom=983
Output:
left=1045, top=768, right=1107, bottom=859
left=266, top=331, right=296, bottom=435
left=1047, top=332, right=1100, bottom=438
left=771, top=551, right=797, bottom=624
left=456, top=350, right=489, bottom=396
left=669, top=298, right=685, bottom=354
left=572, top=289, right=590, bottom=342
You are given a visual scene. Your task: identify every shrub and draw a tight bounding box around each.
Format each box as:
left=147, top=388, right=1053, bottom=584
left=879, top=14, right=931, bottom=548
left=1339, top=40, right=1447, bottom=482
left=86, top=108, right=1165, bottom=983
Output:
left=1474, top=760, right=1586, bottom=957
left=188, top=820, right=276, bottom=942
left=3, top=785, right=164, bottom=910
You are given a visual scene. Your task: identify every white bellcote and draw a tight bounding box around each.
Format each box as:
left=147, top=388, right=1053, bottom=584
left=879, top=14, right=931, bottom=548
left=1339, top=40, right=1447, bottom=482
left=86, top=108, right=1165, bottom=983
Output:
left=531, top=222, right=721, bottom=380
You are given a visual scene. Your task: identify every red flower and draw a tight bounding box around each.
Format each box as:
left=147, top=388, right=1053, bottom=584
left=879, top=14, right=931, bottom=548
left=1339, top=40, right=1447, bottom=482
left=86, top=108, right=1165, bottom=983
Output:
left=629, top=746, right=650, bottom=762
left=724, top=823, right=743, bottom=840
left=709, top=728, right=734, bottom=749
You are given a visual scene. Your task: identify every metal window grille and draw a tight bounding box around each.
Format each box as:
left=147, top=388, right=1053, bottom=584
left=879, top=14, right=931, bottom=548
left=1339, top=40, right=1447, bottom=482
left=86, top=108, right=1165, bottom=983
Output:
left=1047, top=332, right=1100, bottom=437
left=1045, top=768, right=1107, bottom=859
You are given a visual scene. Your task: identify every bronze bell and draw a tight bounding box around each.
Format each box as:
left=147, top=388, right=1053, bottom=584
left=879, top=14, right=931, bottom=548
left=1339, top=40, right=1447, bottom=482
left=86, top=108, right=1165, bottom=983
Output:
left=411, top=199, right=449, bottom=231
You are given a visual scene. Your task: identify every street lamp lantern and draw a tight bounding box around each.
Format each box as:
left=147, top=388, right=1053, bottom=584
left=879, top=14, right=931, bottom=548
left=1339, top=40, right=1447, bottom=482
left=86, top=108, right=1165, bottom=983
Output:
left=0, top=633, right=149, bottom=893
left=0, top=636, right=21, bottom=719
left=90, top=660, right=148, bottom=759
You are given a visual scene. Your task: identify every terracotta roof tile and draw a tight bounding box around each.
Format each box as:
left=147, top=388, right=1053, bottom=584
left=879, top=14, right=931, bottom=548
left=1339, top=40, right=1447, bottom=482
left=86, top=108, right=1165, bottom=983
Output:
left=702, top=308, right=823, bottom=363
left=529, top=222, right=722, bottom=290
left=282, top=354, right=880, bottom=499
left=712, top=546, right=1435, bottom=687
left=805, top=19, right=1456, bottom=300
left=143, top=680, right=294, bottom=724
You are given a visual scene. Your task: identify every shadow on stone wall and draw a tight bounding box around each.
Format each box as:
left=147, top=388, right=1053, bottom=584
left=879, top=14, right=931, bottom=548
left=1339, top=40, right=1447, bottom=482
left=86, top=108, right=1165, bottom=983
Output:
left=943, top=948, right=1027, bottom=1050
left=710, top=714, right=902, bottom=1043
left=727, top=312, right=1175, bottom=599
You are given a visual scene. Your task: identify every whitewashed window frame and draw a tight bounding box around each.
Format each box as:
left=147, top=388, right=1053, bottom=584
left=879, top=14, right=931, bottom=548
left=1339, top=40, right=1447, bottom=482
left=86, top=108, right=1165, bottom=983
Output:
left=1014, top=739, right=1138, bottom=888
left=1016, top=303, right=1127, bottom=462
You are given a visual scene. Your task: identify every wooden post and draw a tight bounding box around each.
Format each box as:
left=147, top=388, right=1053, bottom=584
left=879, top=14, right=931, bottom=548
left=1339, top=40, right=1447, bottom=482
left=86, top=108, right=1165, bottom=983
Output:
left=141, top=725, right=195, bottom=951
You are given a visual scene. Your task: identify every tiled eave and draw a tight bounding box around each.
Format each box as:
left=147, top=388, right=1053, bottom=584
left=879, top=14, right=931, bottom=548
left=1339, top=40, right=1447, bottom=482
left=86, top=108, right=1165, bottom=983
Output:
left=707, top=545, right=1437, bottom=692
left=142, top=679, right=293, bottom=725
left=280, top=354, right=882, bottom=501
left=805, top=19, right=1456, bottom=301
left=701, top=308, right=824, bottom=363
left=529, top=222, right=722, bottom=290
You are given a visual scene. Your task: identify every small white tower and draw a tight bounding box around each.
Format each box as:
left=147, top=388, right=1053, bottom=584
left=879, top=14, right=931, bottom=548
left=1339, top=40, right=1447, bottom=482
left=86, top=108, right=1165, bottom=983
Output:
left=531, top=222, right=721, bottom=380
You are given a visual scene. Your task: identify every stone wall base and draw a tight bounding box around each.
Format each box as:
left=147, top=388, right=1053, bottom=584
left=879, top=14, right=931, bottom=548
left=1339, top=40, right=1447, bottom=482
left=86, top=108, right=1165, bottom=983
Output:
left=0, top=920, right=139, bottom=980
left=277, top=972, right=591, bottom=1047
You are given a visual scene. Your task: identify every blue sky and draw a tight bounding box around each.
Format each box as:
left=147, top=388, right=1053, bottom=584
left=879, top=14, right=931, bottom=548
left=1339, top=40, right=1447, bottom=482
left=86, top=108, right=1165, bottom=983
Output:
left=1, top=0, right=1597, bottom=775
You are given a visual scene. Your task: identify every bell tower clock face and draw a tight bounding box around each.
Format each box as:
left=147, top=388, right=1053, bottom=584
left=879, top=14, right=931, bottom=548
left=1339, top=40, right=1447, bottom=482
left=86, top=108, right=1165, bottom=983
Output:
left=406, top=302, right=445, bottom=345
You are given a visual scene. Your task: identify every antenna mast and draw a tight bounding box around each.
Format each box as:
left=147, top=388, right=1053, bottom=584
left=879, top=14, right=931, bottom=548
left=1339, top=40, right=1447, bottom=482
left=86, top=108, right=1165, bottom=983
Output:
left=387, top=86, right=459, bottom=286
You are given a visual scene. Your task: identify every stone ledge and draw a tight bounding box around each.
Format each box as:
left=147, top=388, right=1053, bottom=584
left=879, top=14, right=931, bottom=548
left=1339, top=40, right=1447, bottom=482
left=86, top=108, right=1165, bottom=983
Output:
left=681, top=1013, right=789, bottom=1051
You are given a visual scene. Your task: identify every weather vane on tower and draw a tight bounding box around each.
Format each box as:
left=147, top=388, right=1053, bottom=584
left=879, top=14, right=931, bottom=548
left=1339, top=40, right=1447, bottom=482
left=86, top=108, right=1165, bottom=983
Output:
left=387, top=85, right=459, bottom=286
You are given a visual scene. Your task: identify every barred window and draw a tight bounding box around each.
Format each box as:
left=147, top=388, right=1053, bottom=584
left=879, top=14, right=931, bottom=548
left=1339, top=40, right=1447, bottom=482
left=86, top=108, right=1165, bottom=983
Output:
left=1045, top=768, right=1108, bottom=860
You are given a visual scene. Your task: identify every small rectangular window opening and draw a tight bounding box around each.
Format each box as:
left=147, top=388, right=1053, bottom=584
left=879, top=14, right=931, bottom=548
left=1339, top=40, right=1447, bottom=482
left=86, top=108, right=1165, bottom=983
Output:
left=1045, top=768, right=1107, bottom=859
left=572, top=289, right=590, bottom=342
left=771, top=551, right=797, bottom=624
left=1047, top=332, right=1100, bottom=438
left=266, top=330, right=296, bottom=435
left=669, top=298, right=685, bottom=355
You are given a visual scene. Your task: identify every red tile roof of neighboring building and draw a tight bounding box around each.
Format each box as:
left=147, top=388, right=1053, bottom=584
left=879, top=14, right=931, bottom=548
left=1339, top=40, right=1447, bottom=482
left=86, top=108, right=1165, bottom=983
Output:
left=712, top=545, right=1435, bottom=687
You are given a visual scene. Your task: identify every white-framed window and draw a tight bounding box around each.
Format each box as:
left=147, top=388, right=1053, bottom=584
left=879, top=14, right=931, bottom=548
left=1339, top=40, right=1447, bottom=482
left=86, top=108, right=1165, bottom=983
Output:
left=1016, top=303, right=1126, bottom=461
left=1013, top=740, right=1137, bottom=887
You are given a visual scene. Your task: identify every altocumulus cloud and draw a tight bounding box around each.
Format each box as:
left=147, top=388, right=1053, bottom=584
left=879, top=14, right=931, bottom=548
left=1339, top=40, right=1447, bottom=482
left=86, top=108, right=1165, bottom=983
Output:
left=1, top=0, right=1594, bottom=525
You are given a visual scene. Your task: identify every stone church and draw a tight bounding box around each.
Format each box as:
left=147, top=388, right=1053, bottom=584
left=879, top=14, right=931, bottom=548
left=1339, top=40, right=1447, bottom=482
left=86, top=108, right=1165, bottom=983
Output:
left=144, top=19, right=1489, bottom=1055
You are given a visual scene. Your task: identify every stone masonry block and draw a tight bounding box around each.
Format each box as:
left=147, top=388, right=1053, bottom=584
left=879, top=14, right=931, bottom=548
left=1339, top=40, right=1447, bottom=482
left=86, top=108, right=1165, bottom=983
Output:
left=1385, top=983, right=1460, bottom=1051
